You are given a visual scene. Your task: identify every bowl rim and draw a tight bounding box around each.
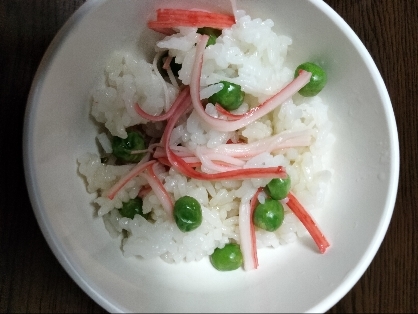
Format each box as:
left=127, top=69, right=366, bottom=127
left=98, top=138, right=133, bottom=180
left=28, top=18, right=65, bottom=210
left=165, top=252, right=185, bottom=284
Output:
left=23, top=0, right=122, bottom=311
left=307, top=1, right=400, bottom=312
left=22, top=0, right=400, bottom=312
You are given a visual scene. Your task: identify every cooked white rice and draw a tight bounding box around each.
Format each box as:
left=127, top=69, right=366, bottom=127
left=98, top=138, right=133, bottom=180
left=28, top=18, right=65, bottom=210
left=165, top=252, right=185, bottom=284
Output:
left=78, top=11, right=335, bottom=264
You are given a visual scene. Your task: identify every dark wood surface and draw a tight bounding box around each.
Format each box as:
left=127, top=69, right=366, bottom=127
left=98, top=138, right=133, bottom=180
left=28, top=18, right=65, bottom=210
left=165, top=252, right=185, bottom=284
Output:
left=0, top=0, right=416, bottom=312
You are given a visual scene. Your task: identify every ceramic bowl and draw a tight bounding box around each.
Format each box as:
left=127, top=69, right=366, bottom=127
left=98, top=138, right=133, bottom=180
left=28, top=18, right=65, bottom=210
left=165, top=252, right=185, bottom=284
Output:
left=23, top=0, right=399, bottom=312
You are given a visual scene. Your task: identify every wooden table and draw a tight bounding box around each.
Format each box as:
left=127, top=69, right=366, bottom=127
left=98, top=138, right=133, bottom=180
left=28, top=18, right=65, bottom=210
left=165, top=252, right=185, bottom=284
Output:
left=1, top=0, right=416, bottom=312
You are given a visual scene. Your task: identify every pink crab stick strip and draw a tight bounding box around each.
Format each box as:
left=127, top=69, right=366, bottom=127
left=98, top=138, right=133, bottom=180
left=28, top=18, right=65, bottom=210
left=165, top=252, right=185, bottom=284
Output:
left=189, top=35, right=312, bottom=132
left=196, top=130, right=312, bottom=159
left=134, top=86, right=190, bottom=122
left=162, top=93, right=288, bottom=181
left=106, top=159, right=156, bottom=200
left=286, top=192, right=330, bottom=253
left=140, top=162, right=174, bottom=218
left=239, top=187, right=261, bottom=271
left=148, top=9, right=236, bottom=31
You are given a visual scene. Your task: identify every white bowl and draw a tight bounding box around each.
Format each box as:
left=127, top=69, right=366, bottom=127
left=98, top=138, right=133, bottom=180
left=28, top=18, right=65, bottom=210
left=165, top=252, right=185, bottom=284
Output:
left=23, top=0, right=399, bottom=312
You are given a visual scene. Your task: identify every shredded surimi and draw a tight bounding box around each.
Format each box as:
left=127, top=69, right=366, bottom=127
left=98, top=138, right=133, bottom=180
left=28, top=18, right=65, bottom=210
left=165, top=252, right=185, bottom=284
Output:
left=140, top=162, right=174, bottom=218
left=147, top=9, right=236, bottom=32
left=239, top=187, right=261, bottom=271
left=286, top=192, right=330, bottom=253
left=106, top=159, right=155, bottom=200
left=189, top=35, right=312, bottom=132
left=135, top=86, right=190, bottom=122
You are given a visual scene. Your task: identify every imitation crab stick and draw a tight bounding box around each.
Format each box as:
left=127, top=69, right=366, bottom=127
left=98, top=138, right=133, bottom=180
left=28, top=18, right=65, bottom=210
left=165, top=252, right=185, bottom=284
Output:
left=138, top=185, right=152, bottom=199
left=195, top=130, right=312, bottom=160
left=286, top=192, right=330, bottom=253
left=106, top=159, right=156, bottom=200
left=135, top=86, right=191, bottom=122
left=147, top=8, right=235, bottom=32
left=190, top=35, right=312, bottom=132
left=160, top=90, right=288, bottom=181
left=250, top=189, right=263, bottom=267
left=238, top=187, right=262, bottom=271
left=139, top=162, right=174, bottom=218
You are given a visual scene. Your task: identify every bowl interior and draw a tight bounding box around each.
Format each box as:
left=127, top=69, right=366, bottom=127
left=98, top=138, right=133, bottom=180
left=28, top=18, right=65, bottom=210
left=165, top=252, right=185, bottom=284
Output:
left=23, top=0, right=399, bottom=312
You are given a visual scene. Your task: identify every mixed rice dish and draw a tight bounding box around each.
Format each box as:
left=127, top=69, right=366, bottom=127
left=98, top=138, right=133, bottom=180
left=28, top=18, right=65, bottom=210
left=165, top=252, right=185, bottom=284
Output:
left=78, top=4, right=335, bottom=271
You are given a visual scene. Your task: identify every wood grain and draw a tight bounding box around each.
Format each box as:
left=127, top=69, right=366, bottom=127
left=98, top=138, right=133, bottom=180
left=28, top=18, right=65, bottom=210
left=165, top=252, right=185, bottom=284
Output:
left=0, top=0, right=416, bottom=312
